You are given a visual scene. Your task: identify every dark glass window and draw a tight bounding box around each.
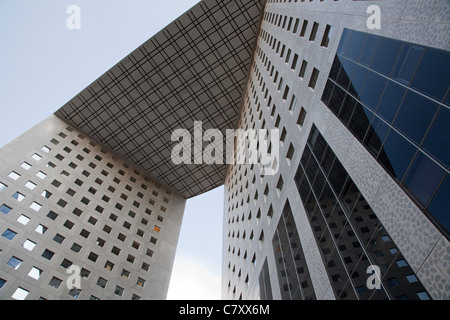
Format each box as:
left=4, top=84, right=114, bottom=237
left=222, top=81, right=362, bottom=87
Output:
left=348, top=63, right=367, bottom=98
left=329, top=56, right=342, bottom=81
left=360, top=34, right=380, bottom=67
left=272, top=201, right=316, bottom=300
left=402, top=151, right=445, bottom=208
left=392, top=44, right=424, bottom=85
left=348, top=103, right=372, bottom=141
left=337, top=58, right=355, bottom=91
left=360, top=71, right=387, bottom=111
left=376, top=80, right=406, bottom=123
left=346, top=31, right=367, bottom=61
left=379, top=129, right=416, bottom=181
left=371, top=37, right=402, bottom=76
left=364, top=117, right=389, bottom=157
left=339, top=94, right=357, bottom=126
left=321, top=79, right=335, bottom=105
left=296, top=125, right=430, bottom=299
left=393, top=90, right=438, bottom=146
left=411, top=48, right=450, bottom=101
left=323, top=28, right=450, bottom=238
left=421, top=106, right=450, bottom=167
left=427, top=174, right=450, bottom=234
left=336, top=29, right=352, bottom=55
left=328, top=85, right=345, bottom=115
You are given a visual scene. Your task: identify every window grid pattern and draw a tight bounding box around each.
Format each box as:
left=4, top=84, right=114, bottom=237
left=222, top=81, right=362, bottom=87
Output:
left=295, top=125, right=430, bottom=300
left=272, top=201, right=316, bottom=300
left=0, top=124, right=180, bottom=300
left=321, top=28, right=450, bottom=238
left=54, top=0, right=265, bottom=198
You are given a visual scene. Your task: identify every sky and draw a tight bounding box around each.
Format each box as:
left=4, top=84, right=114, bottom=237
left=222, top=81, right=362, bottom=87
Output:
left=0, top=0, right=223, bottom=299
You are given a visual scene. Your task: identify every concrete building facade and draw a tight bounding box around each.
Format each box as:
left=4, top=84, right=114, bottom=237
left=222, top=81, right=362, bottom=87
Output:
left=222, top=0, right=450, bottom=300
left=1, top=0, right=449, bottom=300
left=0, top=115, right=185, bottom=300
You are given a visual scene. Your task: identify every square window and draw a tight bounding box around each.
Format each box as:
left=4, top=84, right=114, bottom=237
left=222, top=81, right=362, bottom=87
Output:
left=121, top=269, right=130, bottom=279
left=36, top=171, right=47, bottom=179
left=20, top=162, right=32, bottom=170
left=60, top=170, right=70, bottom=177
left=80, top=268, right=90, bottom=278
left=2, top=229, right=17, bottom=240
left=41, top=146, right=51, bottom=153
left=29, top=202, right=41, bottom=211
left=111, top=246, right=121, bottom=256
left=31, top=153, right=42, bottom=161
left=60, top=259, right=73, bottom=269
left=51, top=179, right=62, bottom=188
left=141, top=262, right=150, bottom=272
left=96, top=277, right=107, bottom=288
left=41, top=249, right=55, bottom=260
left=105, top=261, right=114, bottom=271
left=132, top=241, right=140, bottom=249
left=73, top=207, right=83, bottom=216
left=17, top=214, right=30, bottom=225
left=7, top=256, right=23, bottom=269
left=46, top=161, right=56, bottom=168
left=0, top=204, right=12, bottom=214
left=0, top=181, right=8, bottom=191
left=71, top=243, right=82, bottom=253
left=57, top=199, right=68, bottom=208
left=49, top=276, right=62, bottom=289
left=0, top=278, right=6, bottom=289
left=103, top=225, right=112, bottom=234
left=11, top=287, right=29, bottom=300
left=8, top=171, right=21, bottom=180
left=127, top=255, right=135, bottom=263
left=80, top=229, right=90, bottom=238
left=53, top=233, right=65, bottom=244
left=114, top=285, right=124, bottom=297
left=96, top=238, right=105, bottom=247
left=47, top=211, right=58, bottom=220
left=12, top=192, right=25, bottom=202
left=88, top=252, right=99, bottom=262
left=23, top=239, right=36, bottom=251
left=68, top=288, right=81, bottom=299
left=88, top=216, right=97, bottom=225
left=406, top=274, right=419, bottom=283
left=35, top=224, right=48, bottom=235
left=28, top=267, right=43, bottom=280
left=417, top=291, right=431, bottom=300
left=41, top=190, right=52, bottom=198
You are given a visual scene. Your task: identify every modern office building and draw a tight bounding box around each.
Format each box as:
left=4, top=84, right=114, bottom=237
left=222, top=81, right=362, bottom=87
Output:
left=222, top=0, right=449, bottom=301
left=1, top=0, right=449, bottom=300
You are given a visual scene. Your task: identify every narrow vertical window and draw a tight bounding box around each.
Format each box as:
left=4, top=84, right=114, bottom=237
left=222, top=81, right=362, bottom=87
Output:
left=321, top=25, right=333, bottom=47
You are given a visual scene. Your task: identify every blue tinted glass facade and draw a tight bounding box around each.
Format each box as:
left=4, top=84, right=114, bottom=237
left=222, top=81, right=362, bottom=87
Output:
left=321, top=29, right=450, bottom=238
left=295, top=125, right=430, bottom=300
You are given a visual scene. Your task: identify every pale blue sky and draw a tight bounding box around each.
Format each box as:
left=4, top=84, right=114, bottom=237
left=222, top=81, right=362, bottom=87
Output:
left=0, top=0, right=223, bottom=299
